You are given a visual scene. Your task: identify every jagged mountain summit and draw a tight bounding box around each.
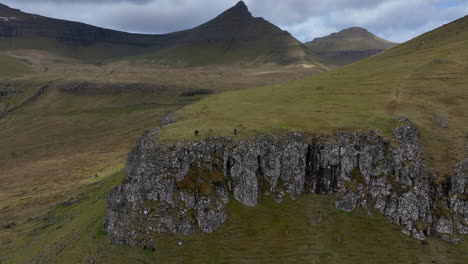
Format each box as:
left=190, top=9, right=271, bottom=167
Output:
left=0, top=1, right=324, bottom=67
left=306, top=27, right=398, bottom=67
left=159, top=1, right=322, bottom=66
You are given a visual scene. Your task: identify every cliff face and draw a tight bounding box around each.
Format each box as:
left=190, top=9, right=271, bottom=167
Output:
left=104, top=117, right=467, bottom=247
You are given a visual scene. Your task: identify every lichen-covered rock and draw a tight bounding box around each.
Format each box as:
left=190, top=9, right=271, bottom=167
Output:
left=195, top=197, right=228, bottom=233
left=449, top=159, right=468, bottom=234
left=160, top=111, right=177, bottom=126
left=335, top=191, right=359, bottom=212
left=435, top=217, right=454, bottom=234
left=104, top=117, right=467, bottom=247
left=434, top=115, right=449, bottom=128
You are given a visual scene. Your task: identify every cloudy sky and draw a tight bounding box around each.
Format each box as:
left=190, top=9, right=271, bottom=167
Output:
left=3, top=0, right=468, bottom=43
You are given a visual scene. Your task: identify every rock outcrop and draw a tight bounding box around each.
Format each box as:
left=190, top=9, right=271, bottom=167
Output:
left=104, top=117, right=467, bottom=247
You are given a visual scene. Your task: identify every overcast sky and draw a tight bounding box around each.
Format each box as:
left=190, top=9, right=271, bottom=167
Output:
left=3, top=0, right=468, bottom=43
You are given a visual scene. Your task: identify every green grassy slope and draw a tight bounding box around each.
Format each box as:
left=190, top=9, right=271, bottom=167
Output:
left=0, top=55, right=321, bottom=261
left=0, top=86, right=193, bottom=237
left=0, top=54, right=31, bottom=78
left=0, top=36, right=157, bottom=63
left=159, top=16, right=468, bottom=176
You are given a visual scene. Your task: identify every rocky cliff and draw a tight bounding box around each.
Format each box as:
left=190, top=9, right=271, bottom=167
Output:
left=104, top=117, right=467, bottom=248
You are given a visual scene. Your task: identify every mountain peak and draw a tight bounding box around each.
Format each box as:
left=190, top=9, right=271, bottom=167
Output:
left=338, top=27, right=373, bottom=37
left=215, top=1, right=252, bottom=20
left=234, top=1, right=248, bottom=10
left=305, top=26, right=398, bottom=66
left=0, top=3, right=23, bottom=16
left=342, top=27, right=368, bottom=32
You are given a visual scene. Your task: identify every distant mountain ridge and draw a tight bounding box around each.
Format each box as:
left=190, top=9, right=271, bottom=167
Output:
left=0, top=3, right=161, bottom=46
left=0, top=1, right=324, bottom=68
left=306, top=27, right=398, bottom=67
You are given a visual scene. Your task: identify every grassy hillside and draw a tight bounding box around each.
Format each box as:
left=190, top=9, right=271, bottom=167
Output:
left=0, top=54, right=31, bottom=78
left=0, top=49, right=322, bottom=263
left=159, top=16, right=468, bottom=177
